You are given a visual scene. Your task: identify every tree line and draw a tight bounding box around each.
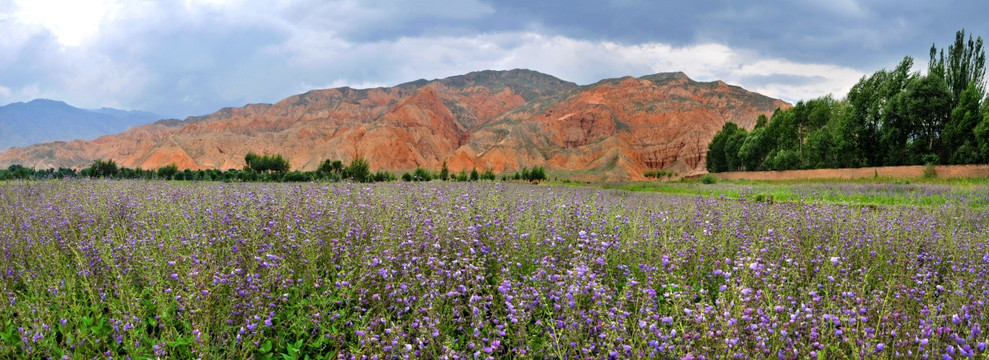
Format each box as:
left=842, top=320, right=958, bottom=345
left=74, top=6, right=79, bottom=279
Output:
left=1, top=154, right=547, bottom=183
left=707, top=29, right=988, bottom=172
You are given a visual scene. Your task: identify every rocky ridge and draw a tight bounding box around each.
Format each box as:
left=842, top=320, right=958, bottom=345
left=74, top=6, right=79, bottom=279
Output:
left=0, top=69, right=789, bottom=181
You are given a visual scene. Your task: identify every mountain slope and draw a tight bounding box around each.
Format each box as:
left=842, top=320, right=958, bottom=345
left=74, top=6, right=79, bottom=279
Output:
left=0, top=99, right=162, bottom=151
left=0, top=70, right=787, bottom=180
left=458, top=72, right=789, bottom=179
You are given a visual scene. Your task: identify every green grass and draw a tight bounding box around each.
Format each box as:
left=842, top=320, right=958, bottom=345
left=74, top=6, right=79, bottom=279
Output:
left=587, top=176, right=989, bottom=209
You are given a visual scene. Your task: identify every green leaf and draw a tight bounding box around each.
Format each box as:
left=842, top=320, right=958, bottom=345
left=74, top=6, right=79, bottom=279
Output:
left=260, top=340, right=273, bottom=354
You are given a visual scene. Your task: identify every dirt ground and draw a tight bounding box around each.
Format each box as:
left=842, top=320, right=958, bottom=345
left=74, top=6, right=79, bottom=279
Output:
left=714, top=164, right=989, bottom=181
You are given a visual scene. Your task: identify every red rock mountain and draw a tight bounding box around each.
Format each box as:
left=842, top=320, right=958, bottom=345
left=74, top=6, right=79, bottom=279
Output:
left=0, top=70, right=789, bottom=180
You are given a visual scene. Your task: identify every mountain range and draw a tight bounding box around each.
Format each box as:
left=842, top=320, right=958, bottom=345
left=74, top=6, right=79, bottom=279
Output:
left=0, top=99, right=162, bottom=151
left=0, top=70, right=789, bottom=180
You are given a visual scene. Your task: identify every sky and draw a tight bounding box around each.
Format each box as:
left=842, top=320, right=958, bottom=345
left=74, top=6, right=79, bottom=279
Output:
left=1, top=0, right=987, bottom=119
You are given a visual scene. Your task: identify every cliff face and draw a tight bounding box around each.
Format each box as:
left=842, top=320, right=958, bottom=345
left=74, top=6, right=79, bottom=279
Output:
left=0, top=70, right=788, bottom=181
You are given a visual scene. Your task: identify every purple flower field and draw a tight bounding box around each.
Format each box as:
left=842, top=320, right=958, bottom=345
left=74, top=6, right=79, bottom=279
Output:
left=1, top=180, right=988, bottom=359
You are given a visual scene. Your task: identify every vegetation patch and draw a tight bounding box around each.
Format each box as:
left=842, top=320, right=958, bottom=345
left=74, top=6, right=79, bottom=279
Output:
left=2, top=180, right=988, bottom=358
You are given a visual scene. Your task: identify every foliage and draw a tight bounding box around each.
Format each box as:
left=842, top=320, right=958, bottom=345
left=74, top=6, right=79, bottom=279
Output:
left=87, top=159, right=119, bottom=178
left=945, top=83, right=986, bottom=164
left=245, top=152, right=290, bottom=173
left=643, top=169, right=677, bottom=179
left=343, top=157, right=371, bottom=183
left=709, top=29, right=989, bottom=172
left=481, top=168, right=496, bottom=181
left=706, top=122, right=742, bottom=172
left=929, top=28, right=986, bottom=104
left=412, top=167, right=433, bottom=181
left=922, top=163, right=938, bottom=178
left=439, top=161, right=450, bottom=181
left=512, top=166, right=546, bottom=182
left=157, top=163, right=179, bottom=180
left=317, top=159, right=344, bottom=177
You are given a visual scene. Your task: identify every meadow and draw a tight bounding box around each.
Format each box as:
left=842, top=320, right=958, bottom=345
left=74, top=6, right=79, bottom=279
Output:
left=1, top=179, right=988, bottom=359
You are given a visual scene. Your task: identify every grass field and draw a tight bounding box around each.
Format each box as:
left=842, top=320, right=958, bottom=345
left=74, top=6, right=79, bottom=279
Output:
left=597, top=177, right=989, bottom=210
left=1, top=179, right=988, bottom=359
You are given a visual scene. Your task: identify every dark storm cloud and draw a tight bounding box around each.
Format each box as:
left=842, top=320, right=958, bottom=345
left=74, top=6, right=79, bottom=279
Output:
left=0, top=0, right=986, bottom=118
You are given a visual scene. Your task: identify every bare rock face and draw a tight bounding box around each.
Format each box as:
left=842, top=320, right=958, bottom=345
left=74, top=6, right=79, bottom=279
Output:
left=462, top=72, right=790, bottom=180
left=0, top=70, right=787, bottom=181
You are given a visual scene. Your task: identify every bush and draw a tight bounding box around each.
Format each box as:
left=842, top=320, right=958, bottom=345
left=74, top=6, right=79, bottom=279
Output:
left=344, top=157, right=371, bottom=183
left=87, top=159, right=119, bottom=178
left=245, top=152, right=290, bottom=173
left=700, top=174, right=718, bottom=184
left=372, top=170, right=394, bottom=182
left=413, top=167, right=433, bottom=181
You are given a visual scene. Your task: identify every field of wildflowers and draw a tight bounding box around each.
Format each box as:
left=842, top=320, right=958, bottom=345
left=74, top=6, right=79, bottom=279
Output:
left=1, top=179, right=988, bottom=359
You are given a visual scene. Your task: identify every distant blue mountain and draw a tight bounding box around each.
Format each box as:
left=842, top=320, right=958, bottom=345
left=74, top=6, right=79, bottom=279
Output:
left=0, top=99, right=162, bottom=150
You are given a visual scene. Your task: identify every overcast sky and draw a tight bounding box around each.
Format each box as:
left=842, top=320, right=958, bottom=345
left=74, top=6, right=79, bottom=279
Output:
left=1, top=0, right=987, bottom=119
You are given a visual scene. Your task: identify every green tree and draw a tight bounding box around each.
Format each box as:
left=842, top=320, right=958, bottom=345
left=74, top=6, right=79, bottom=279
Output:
left=975, top=101, right=989, bottom=161
left=344, top=157, right=371, bottom=183
left=481, top=167, right=496, bottom=181
left=373, top=170, right=394, bottom=182
left=930, top=29, right=986, bottom=105
left=88, top=159, right=119, bottom=178
left=724, top=127, right=748, bottom=171
left=805, top=126, right=837, bottom=169
left=706, top=122, right=746, bottom=172
left=945, top=83, right=985, bottom=163
left=317, top=159, right=344, bottom=176
left=469, top=168, right=479, bottom=181
left=439, top=161, right=450, bottom=181
left=846, top=57, right=915, bottom=166
left=413, top=167, right=432, bottom=181
left=157, top=164, right=178, bottom=179
left=245, top=152, right=290, bottom=173
left=889, top=75, right=953, bottom=163
left=738, top=126, right=770, bottom=170
left=529, top=166, right=547, bottom=182
left=754, top=114, right=768, bottom=129
left=768, top=149, right=801, bottom=171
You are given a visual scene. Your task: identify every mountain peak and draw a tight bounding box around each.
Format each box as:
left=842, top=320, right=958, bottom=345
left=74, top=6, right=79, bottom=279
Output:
left=0, top=99, right=161, bottom=150
left=0, top=69, right=787, bottom=180
left=26, top=98, right=69, bottom=106
left=638, top=71, right=693, bottom=83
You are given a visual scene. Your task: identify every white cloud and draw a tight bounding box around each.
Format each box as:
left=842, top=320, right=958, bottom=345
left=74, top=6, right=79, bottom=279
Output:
left=1, top=0, right=870, bottom=115
left=732, top=60, right=865, bottom=101
left=278, top=31, right=864, bottom=103
left=19, top=84, right=41, bottom=99
left=13, top=0, right=121, bottom=47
